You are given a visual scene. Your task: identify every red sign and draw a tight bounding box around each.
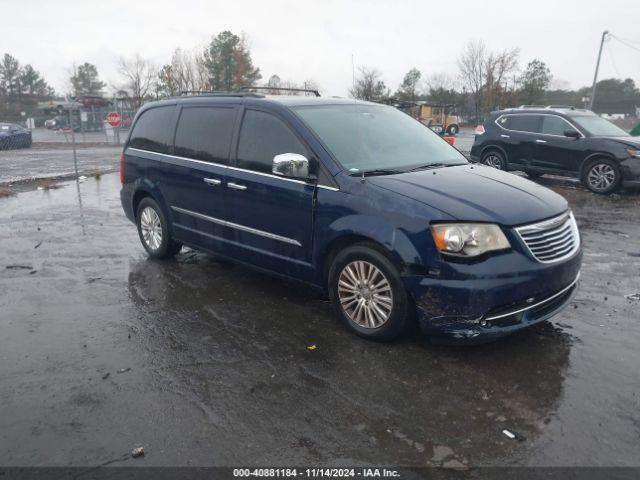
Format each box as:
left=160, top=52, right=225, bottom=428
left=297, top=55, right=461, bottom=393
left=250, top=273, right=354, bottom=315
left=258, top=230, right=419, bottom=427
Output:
left=106, top=112, right=121, bottom=127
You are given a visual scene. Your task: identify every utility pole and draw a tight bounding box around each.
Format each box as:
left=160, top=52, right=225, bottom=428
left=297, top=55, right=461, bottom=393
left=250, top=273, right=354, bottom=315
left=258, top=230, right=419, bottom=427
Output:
left=589, top=30, right=609, bottom=111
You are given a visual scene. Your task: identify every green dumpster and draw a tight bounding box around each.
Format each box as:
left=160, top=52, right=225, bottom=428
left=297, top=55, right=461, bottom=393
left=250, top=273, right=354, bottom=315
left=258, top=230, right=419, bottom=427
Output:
left=631, top=122, right=640, bottom=136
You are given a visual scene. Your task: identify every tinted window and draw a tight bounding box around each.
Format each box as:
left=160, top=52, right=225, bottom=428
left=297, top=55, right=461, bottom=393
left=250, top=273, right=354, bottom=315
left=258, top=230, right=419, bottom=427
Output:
left=237, top=110, right=307, bottom=173
left=174, top=107, right=236, bottom=164
left=129, top=106, right=175, bottom=153
left=541, top=115, right=576, bottom=136
left=500, top=114, right=540, bottom=133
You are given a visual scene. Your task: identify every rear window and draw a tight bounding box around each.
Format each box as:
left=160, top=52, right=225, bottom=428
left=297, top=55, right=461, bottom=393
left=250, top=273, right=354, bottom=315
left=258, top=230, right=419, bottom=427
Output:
left=174, top=107, right=236, bottom=164
left=498, top=114, right=540, bottom=133
left=128, top=106, right=175, bottom=154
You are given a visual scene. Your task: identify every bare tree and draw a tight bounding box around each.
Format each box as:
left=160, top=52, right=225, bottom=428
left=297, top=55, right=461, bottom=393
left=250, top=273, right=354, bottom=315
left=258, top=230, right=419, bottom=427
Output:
left=424, top=72, right=457, bottom=92
left=457, top=40, right=486, bottom=122
left=117, top=54, right=157, bottom=110
left=483, top=48, right=519, bottom=111
left=157, top=49, right=201, bottom=97
left=349, top=66, right=388, bottom=101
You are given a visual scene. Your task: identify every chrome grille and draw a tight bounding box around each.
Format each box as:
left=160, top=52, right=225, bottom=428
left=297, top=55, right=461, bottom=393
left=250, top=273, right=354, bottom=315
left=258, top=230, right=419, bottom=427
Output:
left=515, top=211, right=580, bottom=263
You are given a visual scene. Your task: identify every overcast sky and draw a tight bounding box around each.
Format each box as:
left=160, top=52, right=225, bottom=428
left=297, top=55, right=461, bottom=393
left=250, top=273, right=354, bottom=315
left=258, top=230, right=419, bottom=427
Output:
left=4, top=0, right=640, bottom=97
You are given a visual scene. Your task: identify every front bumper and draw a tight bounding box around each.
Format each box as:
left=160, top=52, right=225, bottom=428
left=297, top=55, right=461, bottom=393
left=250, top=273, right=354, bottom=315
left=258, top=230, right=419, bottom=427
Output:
left=403, top=247, right=582, bottom=343
left=621, top=157, right=640, bottom=189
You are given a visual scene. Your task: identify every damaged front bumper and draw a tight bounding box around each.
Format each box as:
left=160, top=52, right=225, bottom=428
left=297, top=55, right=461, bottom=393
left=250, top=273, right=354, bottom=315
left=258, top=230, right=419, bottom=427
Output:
left=403, top=248, right=582, bottom=343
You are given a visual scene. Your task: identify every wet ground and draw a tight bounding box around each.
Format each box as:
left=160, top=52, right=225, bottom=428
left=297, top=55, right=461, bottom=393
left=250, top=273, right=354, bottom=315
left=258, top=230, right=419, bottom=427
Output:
left=0, top=173, right=639, bottom=468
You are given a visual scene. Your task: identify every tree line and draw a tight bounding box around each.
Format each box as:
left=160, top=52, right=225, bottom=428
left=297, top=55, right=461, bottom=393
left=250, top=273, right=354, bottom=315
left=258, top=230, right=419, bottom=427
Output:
left=2, top=35, right=639, bottom=122
left=350, top=39, right=640, bottom=121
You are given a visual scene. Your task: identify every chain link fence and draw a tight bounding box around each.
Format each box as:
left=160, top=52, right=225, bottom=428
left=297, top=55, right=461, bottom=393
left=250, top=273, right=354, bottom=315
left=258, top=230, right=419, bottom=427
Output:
left=0, top=96, right=140, bottom=194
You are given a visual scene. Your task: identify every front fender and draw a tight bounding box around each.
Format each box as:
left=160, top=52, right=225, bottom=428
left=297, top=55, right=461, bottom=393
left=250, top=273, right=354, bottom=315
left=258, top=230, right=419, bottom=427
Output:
left=313, top=213, right=432, bottom=289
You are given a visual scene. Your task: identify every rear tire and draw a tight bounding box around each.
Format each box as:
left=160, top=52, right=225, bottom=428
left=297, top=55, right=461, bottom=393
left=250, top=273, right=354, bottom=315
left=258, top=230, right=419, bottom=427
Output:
left=583, top=158, right=621, bottom=194
left=481, top=150, right=506, bottom=170
left=447, top=124, right=459, bottom=135
left=328, top=243, right=411, bottom=342
left=136, top=197, right=182, bottom=259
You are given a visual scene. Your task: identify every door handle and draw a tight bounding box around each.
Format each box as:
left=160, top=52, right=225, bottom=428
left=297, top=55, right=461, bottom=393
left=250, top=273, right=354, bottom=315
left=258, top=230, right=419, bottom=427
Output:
left=203, top=178, right=222, bottom=186
left=500, top=134, right=510, bottom=138
left=227, top=182, right=247, bottom=191
left=535, top=139, right=547, bottom=144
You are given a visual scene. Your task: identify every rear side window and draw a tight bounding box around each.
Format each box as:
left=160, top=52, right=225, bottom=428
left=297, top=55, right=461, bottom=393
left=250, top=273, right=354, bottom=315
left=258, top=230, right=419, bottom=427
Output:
left=499, top=114, right=540, bottom=133
left=174, top=107, right=236, bottom=164
left=541, top=115, right=577, bottom=136
left=236, top=110, right=307, bottom=173
left=129, top=106, right=175, bottom=154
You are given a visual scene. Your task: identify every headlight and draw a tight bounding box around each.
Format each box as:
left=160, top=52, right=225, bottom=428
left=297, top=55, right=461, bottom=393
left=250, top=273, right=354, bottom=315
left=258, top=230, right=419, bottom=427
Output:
left=431, top=223, right=510, bottom=257
left=626, top=148, right=640, bottom=158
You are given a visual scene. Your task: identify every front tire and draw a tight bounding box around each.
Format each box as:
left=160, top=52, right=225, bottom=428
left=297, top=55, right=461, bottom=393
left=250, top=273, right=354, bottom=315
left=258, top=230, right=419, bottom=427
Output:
left=525, top=170, right=543, bottom=179
left=136, top=197, right=182, bottom=259
left=481, top=150, right=506, bottom=170
left=328, top=243, right=411, bottom=341
left=583, top=158, right=621, bottom=194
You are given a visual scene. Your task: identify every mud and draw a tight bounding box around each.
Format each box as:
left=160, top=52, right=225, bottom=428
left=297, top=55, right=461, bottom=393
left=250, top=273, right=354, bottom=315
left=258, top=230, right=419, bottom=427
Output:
left=0, top=173, right=638, bottom=467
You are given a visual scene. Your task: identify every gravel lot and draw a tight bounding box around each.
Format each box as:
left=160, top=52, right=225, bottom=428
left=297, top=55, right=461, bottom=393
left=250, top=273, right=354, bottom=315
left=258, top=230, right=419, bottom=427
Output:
left=0, top=172, right=639, bottom=469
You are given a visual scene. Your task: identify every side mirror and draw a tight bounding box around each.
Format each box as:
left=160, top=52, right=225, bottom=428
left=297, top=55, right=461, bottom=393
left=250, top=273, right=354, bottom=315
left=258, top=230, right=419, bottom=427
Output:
left=564, top=130, right=581, bottom=139
left=272, top=153, right=310, bottom=180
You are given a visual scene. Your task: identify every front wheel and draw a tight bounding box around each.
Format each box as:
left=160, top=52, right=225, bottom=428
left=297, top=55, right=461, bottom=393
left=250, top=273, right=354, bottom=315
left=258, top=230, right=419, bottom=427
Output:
left=136, top=197, right=182, bottom=259
left=328, top=244, right=411, bottom=341
left=447, top=124, right=459, bottom=135
left=583, top=158, right=621, bottom=194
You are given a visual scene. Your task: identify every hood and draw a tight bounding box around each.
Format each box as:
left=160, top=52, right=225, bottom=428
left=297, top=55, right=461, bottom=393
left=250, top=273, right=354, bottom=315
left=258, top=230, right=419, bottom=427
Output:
left=597, top=136, right=640, bottom=148
left=367, top=164, right=567, bottom=226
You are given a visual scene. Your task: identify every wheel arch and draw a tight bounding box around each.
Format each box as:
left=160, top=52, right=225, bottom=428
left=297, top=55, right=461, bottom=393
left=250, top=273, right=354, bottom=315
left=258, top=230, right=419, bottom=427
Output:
left=480, top=145, right=508, bottom=163
left=319, top=226, right=426, bottom=290
left=130, top=179, right=173, bottom=232
left=579, top=152, right=618, bottom=179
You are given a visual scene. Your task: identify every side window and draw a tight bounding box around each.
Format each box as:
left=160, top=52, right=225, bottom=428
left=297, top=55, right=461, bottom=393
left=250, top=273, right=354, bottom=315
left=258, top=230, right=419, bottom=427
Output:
left=174, top=107, right=236, bottom=164
left=129, top=106, right=175, bottom=154
left=236, top=110, right=307, bottom=174
left=541, top=116, right=577, bottom=136
left=506, top=115, right=540, bottom=133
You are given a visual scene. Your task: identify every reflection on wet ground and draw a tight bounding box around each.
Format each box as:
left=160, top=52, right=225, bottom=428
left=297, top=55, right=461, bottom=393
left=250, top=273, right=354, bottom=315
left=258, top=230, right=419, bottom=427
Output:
left=0, top=173, right=638, bottom=467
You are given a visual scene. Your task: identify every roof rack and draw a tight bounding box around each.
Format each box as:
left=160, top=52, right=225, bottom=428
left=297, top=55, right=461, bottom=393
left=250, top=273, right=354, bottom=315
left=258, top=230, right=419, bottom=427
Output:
left=518, top=105, right=546, bottom=109
left=177, top=90, right=264, bottom=98
left=241, top=86, right=321, bottom=97
left=546, top=105, right=576, bottom=110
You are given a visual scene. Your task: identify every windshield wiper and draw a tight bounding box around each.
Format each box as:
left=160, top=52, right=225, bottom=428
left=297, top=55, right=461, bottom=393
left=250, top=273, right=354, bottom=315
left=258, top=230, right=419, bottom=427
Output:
left=408, top=163, right=465, bottom=172
left=349, top=168, right=405, bottom=177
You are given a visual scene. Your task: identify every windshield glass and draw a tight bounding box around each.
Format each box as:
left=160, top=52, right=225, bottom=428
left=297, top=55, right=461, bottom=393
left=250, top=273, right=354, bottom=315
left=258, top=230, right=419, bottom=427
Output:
left=293, top=104, right=467, bottom=173
left=572, top=115, right=629, bottom=137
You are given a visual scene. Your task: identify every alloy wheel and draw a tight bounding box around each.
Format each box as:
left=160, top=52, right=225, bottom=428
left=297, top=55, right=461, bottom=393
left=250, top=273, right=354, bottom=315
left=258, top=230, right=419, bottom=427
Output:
left=337, top=260, right=393, bottom=328
left=483, top=154, right=503, bottom=169
left=587, top=163, right=616, bottom=191
left=140, top=206, right=163, bottom=250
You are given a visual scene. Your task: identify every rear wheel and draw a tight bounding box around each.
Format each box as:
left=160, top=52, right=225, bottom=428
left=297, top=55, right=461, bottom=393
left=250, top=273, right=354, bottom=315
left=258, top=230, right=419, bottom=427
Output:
left=136, top=197, right=182, bottom=259
left=583, top=158, right=621, bottom=194
left=328, top=244, right=411, bottom=341
left=447, top=124, right=459, bottom=135
left=481, top=150, right=506, bottom=170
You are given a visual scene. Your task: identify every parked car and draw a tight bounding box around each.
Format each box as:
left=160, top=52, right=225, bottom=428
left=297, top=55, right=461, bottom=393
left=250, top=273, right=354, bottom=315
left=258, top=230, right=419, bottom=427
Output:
left=74, top=95, right=111, bottom=107
left=471, top=106, right=640, bottom=194
left=120, top=94, right=582, bottom=343
left=0, top=123, right=32, bottom=149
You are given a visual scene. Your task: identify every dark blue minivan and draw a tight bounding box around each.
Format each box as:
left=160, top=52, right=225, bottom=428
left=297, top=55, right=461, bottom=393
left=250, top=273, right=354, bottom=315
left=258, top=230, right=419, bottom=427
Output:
left=120, top=93, right=582, bottom=343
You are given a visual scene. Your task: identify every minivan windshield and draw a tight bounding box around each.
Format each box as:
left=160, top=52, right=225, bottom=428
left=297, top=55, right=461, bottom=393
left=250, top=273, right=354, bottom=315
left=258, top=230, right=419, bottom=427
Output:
left=293, top=104, right=467, bottom=173
left=571, top=115, right=629, bottom=137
